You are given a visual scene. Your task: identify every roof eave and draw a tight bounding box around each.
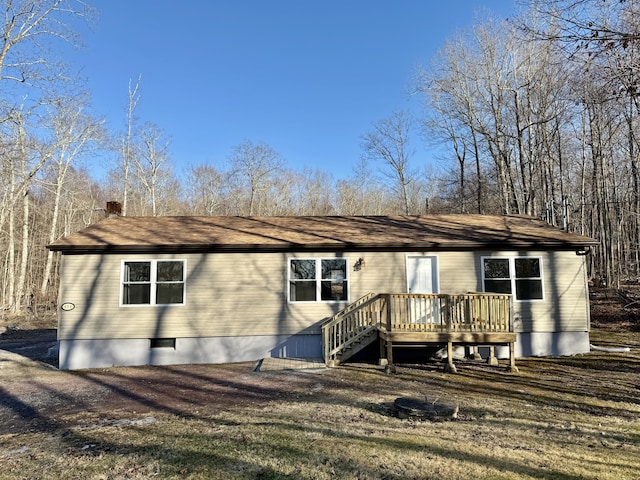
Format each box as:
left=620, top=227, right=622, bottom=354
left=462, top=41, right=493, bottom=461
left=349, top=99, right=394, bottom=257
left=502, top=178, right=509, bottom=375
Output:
left=47, top=240, right=600, bottom=255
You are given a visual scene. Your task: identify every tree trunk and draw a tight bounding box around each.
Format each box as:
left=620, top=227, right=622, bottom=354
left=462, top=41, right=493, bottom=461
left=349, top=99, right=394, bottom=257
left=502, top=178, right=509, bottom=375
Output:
left=40, top=175, right=63, bottom=295
left=15, top=190, right=30, bottom=314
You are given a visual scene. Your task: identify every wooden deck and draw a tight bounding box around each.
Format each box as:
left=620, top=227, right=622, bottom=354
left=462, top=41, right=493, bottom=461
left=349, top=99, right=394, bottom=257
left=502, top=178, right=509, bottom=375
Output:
left=379, top=331, right=516, bottom=343
left=322, top=293, right=518, bottom=372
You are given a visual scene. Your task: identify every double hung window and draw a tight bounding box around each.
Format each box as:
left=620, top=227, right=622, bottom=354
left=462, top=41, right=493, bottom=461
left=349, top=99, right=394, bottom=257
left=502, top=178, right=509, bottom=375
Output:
left=482, top=257, right=543, bottom=301
left=122, top=260, right=185, bottom=305
left=289, top=258, right=348, bottom=302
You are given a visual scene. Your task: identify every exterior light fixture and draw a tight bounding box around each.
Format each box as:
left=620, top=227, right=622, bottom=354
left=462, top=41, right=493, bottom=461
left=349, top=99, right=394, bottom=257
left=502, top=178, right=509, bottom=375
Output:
left=354, top=257, right=366, bottom=271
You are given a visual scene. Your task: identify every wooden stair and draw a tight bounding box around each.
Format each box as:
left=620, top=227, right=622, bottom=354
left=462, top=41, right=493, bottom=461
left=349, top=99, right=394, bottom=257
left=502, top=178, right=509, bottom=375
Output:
left=326, top=325, right=379, bottom=366
left=322, top=293, right=384, bottom=366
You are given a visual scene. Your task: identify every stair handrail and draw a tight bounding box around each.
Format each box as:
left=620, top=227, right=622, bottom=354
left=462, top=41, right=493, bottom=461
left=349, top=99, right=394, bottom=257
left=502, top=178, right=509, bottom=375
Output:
left=322, top=293, right=383, bottom=363
left=321, top=292, right=377, bottom=327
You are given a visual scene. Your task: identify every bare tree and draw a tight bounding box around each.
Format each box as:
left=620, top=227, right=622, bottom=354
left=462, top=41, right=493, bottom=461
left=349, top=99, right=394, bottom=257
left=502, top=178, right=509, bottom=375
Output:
left=131, top=122, right=173, bottom=216
left=228, top=140, right=284, bottom=216
left=0, top=0, right=92, bottom=90
left=186, top=164, right=225, bottom=215
left=525, top=0, right=640, bottom=50
left=420, top=11, right=575, bottom=217
left=2, top=104, right=66, bottom=312
left=419, top=32, right=488, bottom=214
left=335, top=157, right=390, bottom=215
left=267, top=169, right=299, bottom=215
left=39, top=95, right=104, bottom=295
left=120, top=76, right=142, bottom=216
left=361, top=110, right=416, bottom=214
left=295, top=168, right=335, bottom=216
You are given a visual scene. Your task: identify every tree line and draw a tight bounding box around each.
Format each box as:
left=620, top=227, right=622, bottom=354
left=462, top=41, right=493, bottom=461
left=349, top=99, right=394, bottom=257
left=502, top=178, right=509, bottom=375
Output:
left=1, top=0, right=638, bottom=317
left=420, top=0, right=640, bottom=289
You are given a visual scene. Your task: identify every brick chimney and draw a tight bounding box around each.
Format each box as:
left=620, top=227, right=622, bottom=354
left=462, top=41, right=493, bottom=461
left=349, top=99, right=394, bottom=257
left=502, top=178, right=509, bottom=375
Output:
left=105, top=201, right=122, bottom=217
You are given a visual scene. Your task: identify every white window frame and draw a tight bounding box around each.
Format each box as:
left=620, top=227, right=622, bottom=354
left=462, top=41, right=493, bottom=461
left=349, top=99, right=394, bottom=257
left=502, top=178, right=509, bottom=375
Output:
left=481, top=256, right=544, bottom=302
left=120, top=259, right=186, bottom=307
left=288, top=257, right=349, bottom=303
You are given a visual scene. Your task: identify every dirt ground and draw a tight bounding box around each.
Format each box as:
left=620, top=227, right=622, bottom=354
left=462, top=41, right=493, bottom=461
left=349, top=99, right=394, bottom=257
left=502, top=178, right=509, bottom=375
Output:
left=0, top=329, right=335, bottom=437
left=0, top=286, right=638, bottom=439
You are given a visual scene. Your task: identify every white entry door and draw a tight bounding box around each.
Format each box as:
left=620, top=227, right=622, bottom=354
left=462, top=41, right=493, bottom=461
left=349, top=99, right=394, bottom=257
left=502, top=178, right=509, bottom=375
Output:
left=406, top=255, right=438, bottom=294
left=406, top=256, right=439, bottom=324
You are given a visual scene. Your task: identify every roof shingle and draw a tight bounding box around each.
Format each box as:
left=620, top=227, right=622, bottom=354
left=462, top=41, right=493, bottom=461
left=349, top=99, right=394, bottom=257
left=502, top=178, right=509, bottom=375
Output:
left=48, top=215, right=598, bottom=254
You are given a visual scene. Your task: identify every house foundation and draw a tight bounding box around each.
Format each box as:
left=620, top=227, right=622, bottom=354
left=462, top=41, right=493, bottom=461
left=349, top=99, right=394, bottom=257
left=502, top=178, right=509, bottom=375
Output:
left=58, top=334, right=322, bottom=370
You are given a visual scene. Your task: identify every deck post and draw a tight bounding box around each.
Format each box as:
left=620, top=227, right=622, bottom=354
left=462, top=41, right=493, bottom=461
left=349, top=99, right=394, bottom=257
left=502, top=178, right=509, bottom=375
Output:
left=384, top=339, right=396, bottom=373
left=444, top=341, right=457, bottom=373
left=509, top=341, right=519, bottom=373
left=386, top=339, right=393, bottom=364
left=468, top=345, right=482, bottom=360
left=384, top=294, right=392, bottom=332
left=487, top=346, right=499, bottom=366
left=378, top=337, right=388, bottom=366
left=322, top=323, right=330, bottom=365
left=379, top=294, right=390, bottom=367
left=443, top=295, right=452, bottom=331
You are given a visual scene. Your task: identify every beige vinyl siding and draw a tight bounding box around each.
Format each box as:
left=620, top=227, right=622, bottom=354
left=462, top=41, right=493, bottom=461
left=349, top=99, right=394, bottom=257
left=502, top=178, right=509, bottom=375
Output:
left=348, top=252, right=409, bottom=295
left=58, top=249, right=589, bottom=341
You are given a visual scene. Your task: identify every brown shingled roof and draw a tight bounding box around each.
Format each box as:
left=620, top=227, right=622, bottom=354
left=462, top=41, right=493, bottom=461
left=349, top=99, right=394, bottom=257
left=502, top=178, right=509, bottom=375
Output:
left=47, top=215, right=598, bottom=254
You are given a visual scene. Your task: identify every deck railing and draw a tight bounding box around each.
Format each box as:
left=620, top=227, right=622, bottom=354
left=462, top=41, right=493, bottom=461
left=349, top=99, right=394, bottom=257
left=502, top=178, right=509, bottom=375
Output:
left=322, top=293, right=512, bottom=363
left=385, top=293, right=512, bottom=333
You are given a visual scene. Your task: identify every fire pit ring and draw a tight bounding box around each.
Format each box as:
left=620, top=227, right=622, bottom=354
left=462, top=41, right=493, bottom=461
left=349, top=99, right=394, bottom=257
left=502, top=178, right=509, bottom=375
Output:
left=394, top=397, right=458, bottom=420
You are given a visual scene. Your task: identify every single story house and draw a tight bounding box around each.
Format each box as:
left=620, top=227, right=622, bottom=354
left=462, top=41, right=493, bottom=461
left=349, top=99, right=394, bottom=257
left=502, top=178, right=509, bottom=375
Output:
left=48, top=213, right=598, bottom=370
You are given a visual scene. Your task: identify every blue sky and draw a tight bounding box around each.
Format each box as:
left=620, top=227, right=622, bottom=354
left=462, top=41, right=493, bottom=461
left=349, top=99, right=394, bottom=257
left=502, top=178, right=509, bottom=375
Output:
left=74, top=1, right=517, bottom=180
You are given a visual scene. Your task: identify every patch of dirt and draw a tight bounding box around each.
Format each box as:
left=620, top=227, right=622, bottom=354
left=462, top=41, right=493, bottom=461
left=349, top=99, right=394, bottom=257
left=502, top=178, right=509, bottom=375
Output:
left=0, top=321, right=343, bottom=436
left=0, top=357, right=343, bottom=436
